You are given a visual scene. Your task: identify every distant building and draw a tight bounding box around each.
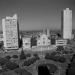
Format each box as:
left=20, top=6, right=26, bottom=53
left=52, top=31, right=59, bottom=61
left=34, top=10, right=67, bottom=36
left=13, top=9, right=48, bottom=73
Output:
left=56, top=39, right=67, bottom=46
left=0, top=34, right=3, bottom=42
left=63, top=8, right=72, bottom=39
left=51, top=38, right=55, bottom=45
left=51, top=34, right=57, bottom=45
left=37, top=34, right=50, bottom=46
left=31, top=36, right=37, bottom=47
left=22, top=37, right=31, bottom=50
left=2, top=14, right=19, bottom=50
left=46, top=29, right=50, bottom=37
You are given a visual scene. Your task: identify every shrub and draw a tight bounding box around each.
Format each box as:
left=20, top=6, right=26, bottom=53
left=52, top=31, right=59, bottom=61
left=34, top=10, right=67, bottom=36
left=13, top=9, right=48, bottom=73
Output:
left=45, top=53, right=49, bottom=58
left=0, top=58, right=9, bottom=66
left=5, top=61, right=19, bottom=70
left=62, top=51, right=68, bottom=54
left=23, top=57, right=38, bottom=66
left=45, top=53, right=66, bottom=63
left=33, top=54, right=40, bottom=60
left=50, top=52, right=57, bottom=56
left=45, top=53, right=54, bottom=60
left=47, top=64, right=58, bottom=73
left=15, top=68, right=32, bottom=75
left=5, top=56, right=11, bottom=60
left=56, top=46, right=64, bottom=51
left=58, top=57, right=66, bottom=63
left=33, top=53, right=38, bottom=57
left=12, top=55, right=18, bottom=58
left=26, top=53, right=31, bottom=58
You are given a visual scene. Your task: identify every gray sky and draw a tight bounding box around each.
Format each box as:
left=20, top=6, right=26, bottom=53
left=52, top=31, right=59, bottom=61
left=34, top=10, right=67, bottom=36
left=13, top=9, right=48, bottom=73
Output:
left=0, top=0, right=75, bottom=31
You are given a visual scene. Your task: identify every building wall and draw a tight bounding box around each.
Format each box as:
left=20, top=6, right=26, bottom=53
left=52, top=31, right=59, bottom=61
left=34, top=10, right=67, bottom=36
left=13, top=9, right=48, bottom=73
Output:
left=63, top=8, right=72, bottom=39
left=50, top=34, right=57, bottom=45
left=56, top=39, right=67, bottom=46
left=22, top=37, right=31, bottom=49
left=0, top=34, right=3, bottom=42
left=31, top=36, right=37, bottom=47
left=37, top=34, right=50, bottom=46
left=51, top=38, right=56, bottom=45
left=2, top=14, right=19, bottom=49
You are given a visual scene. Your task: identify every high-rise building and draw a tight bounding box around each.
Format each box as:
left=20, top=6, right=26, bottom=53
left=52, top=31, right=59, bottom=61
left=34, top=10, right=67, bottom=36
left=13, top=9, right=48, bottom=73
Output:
left=63, top=8, right=72, bottom=39
left=2, top=14, right=19, bottom=50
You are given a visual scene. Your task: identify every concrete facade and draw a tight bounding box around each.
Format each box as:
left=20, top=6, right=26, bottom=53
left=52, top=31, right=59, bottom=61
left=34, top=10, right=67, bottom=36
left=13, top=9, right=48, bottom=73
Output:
left=22, top=37, right=31, bottom=50
left=37, top=34, right=50, bottom=46
left=2, top=14, right=19, bottom=49
left=63, top=8, right=72, bottom=39
left=56, top=39, right=67, bottom=46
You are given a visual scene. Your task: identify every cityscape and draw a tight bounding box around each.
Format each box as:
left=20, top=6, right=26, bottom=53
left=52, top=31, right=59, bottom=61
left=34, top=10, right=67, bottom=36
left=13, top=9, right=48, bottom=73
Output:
left=0, top=0, right=75, bottom=75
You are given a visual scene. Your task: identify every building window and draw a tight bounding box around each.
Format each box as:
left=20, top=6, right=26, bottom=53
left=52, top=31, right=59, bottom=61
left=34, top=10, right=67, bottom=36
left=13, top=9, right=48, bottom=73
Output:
left=43, top=41, right=45, bottom=44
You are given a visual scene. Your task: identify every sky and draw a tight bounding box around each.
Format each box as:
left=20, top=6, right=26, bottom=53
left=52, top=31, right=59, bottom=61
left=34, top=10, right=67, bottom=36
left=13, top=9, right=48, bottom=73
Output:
left=0, top=0, right=75, bottom=31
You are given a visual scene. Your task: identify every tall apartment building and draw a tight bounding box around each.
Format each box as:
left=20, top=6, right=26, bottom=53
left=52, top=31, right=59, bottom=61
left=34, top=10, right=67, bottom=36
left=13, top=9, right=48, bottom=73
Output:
left=2, top=14, right=19, bottom=49
left=63, top=8, right=72, bottom=39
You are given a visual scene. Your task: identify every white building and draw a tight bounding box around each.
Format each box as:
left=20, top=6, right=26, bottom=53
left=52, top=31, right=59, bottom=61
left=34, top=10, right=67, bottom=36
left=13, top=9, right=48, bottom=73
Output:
left=56, top=39, right=67, bottom=46
left=2, top=14, right=19, bottom=49
left=46, top=28, right=50, bottom=37
left=37, top=34, right=50, bottom=46
left=63, top=8, right=72, bottom=39
left=22, top=37, right=31, bottom=50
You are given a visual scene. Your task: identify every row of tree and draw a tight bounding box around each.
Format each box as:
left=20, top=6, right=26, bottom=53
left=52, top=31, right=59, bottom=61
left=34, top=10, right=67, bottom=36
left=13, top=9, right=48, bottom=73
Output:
left=0, top=58, right=19, bottom=70
left=45, top=52, right=66, bottom=63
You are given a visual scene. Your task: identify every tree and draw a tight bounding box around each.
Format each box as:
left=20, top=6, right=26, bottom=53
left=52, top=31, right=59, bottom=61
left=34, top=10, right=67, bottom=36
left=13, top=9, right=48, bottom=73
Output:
left=0, top=41, right=3, bottom=49
left=20, top=50, right=26, bottom=60
left=19, top=38, right=23, bottom=48
left=57, top=33, right=61, bottom=38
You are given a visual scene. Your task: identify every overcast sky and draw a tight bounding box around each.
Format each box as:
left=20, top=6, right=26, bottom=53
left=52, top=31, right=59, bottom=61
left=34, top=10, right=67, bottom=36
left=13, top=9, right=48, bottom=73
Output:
left=0, top=0, right=75, bottom=31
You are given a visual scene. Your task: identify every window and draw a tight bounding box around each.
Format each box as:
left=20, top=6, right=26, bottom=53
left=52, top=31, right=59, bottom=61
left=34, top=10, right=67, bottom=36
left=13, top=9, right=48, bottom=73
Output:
left=43, top=41, right=45, bottom=44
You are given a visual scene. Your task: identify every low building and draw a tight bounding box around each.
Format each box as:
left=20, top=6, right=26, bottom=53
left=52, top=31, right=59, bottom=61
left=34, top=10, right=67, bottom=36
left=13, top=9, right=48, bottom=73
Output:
left=31, top=36, right=37, bottom=47
left=51, top=38, right=56, bottom=45
left=22, top=36, right=31, bottom=50
left=37, top=34, right=50, bottom=46
left=56, top=39, right=67, bottom=46
left=50, top=34, right=58, bottom=45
